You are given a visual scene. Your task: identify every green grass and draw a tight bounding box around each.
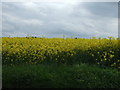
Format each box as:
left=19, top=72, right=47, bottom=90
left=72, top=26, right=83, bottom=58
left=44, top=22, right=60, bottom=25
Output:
left=2, top=63, right=120, bottom=88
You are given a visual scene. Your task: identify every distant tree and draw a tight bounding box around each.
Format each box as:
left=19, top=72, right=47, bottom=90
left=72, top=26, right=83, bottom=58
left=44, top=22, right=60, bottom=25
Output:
left=91, top=37, right=96, bottom=39
left=108, top=36, right=115, bottom=40
left=98, top=37, right=101, bottom=40
left=75, top=37, right=77, bottom=39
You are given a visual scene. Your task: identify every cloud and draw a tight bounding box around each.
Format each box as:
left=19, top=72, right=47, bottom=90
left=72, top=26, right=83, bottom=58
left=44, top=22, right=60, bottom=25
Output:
left=79, top=2, right=118, bottom=18
left=2, top=2, right=118, bottom=38
left=0, top=2, right=2, bottom=37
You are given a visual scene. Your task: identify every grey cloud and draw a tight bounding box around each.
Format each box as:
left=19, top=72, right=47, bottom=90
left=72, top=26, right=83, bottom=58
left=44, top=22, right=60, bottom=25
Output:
left=2, top=2, right=118, bottom=38
left=73, top=2, right=118, bottom=18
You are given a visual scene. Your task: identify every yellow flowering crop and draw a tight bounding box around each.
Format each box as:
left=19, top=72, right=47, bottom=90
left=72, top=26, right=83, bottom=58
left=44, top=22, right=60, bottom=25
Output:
left=2, top=37, right=120, bottom=69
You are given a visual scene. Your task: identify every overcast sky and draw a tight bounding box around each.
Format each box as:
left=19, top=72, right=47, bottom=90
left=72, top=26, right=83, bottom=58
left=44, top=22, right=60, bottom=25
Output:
left=2, top=2, right=118, bottom=38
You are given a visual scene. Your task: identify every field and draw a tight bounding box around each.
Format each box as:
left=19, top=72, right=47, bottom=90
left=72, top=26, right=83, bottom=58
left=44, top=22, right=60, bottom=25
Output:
left=2, top=37, right=120, bottom=88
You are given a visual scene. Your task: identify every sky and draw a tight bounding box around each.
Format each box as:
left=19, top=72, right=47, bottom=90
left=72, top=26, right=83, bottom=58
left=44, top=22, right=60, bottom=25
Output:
left=2, top=2, right=118, bottom=38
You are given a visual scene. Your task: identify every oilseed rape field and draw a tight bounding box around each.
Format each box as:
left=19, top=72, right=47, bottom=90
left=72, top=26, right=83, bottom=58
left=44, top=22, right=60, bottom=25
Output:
left=2, top=37, right=120, bottom=88
left=2, top=37, right=120, bottom=69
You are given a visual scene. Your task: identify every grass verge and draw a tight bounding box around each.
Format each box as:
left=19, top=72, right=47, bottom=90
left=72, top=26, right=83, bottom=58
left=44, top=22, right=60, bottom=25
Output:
left=2, top=63, right=120, bottom=88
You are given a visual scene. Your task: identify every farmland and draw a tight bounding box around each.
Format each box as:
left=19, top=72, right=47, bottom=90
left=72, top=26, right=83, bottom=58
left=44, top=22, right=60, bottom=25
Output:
left=2, top=37, right=120, bottom=88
